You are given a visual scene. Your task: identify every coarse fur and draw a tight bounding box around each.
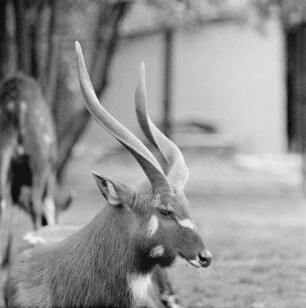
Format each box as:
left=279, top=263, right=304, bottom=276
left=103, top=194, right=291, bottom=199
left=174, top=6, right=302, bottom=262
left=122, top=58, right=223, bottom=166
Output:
left=4, top=43, right=211, bottom=308
left=5, top=189, right=197, bottom=308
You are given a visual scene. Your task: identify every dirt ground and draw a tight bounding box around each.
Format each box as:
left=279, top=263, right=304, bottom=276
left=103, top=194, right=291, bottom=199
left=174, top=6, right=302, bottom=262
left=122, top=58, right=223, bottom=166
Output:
left=1, top=152, right=306, bottom=308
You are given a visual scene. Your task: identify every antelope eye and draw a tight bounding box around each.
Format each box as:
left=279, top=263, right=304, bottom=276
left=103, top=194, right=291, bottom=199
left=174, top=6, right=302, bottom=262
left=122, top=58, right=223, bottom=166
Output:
left=159, top=208, right=174, bottom=217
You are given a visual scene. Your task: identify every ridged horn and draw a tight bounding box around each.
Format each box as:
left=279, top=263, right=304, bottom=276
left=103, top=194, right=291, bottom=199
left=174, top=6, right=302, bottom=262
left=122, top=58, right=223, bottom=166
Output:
left=135, top=63, right=189, bottom=190
left=75, top=42, right=173, bottom=194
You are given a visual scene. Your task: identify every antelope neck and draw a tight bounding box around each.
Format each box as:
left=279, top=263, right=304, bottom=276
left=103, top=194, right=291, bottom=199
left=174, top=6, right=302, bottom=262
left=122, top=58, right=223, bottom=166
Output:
left=45, top=208, right=145, bottom=307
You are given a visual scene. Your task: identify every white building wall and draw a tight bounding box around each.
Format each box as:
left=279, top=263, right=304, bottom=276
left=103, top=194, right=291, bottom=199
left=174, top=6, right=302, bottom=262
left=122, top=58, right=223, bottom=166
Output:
left=85, top=14, right=286, bottom=154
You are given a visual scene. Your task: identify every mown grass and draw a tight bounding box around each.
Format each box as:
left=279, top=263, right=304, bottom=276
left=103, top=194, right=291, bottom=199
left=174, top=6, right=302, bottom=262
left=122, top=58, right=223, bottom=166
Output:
left=169, top=195, right=306, bottom=308
left=1, top=156, right=306, bottom=308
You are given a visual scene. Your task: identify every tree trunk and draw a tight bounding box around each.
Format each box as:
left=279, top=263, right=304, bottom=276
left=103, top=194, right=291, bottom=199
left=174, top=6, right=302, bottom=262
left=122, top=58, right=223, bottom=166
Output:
left=44, top=0, right=60, bottom=107
left=54, top=1, right=130, bottom=182
left=1, top=0, right=130, bottom=182
left=13, top=0, right=30, bottom=73
left=0, top=0, right=10, bottom=80
left=28, top=0, right=46, bottom=79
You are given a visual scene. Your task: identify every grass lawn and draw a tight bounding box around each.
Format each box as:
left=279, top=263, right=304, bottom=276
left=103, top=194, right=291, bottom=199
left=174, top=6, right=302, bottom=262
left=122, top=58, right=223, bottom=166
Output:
left=1, top=155, right=306, bottom=307
left=169, top=194, right=306, bottom=308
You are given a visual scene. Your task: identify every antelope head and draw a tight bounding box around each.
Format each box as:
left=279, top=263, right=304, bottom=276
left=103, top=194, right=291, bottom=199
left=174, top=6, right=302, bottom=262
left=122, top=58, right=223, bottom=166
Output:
left=75, top=42, right=212, bottom=272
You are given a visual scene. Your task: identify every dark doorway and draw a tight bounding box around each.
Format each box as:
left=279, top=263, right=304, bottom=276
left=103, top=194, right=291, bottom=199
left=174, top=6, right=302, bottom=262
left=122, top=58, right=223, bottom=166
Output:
left=286, top=23, right=306, bottom=152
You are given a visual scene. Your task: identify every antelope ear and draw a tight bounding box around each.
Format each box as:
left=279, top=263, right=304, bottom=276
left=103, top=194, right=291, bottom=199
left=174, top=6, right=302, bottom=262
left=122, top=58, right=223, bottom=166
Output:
left=91, top=171, right=135, bottom=206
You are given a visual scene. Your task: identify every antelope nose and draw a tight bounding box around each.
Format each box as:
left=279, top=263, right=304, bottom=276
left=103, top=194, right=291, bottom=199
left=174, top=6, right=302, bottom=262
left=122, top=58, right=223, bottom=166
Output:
left=198, top=250, right=212, bottom=268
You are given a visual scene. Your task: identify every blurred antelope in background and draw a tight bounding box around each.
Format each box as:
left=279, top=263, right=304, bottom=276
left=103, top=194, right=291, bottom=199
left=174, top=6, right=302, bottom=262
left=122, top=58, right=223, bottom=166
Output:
left=4, top=42, right=212, bottom=308
left=0, top=73, right=71, bottom=265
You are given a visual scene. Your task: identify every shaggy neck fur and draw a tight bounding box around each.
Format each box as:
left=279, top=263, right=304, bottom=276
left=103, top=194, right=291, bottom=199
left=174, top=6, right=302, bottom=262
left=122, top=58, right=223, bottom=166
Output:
left=41, top=206, right=156, bottom=307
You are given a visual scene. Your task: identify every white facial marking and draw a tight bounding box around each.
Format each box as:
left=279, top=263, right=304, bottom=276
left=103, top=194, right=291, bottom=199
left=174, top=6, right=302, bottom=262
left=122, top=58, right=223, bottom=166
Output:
left=188, top=259, right=201, bottom=268
left=43, top=198, right=56, bottom=226
left=178, top=218, right=197, bottom=231
left=147, top=215, right=159, bottom=237
left=128, top=274, right=152, bottom=305
left=149, top=245, right=164, bottom=258
left=177, top=254, right=202, bottom=268
left=23, top=232, right=45, bottom=245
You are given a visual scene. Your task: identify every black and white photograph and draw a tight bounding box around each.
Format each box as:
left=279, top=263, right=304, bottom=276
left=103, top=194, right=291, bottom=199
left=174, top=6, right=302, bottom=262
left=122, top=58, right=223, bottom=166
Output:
left=0, top=0, right=305, bottom=307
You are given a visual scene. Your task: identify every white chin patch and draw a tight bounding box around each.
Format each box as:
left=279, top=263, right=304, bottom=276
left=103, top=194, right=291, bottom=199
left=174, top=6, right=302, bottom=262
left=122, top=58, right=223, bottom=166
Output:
left=187, top=259, right=201, bottom=268
left=175, top=255, right=200, bottom=268
left=149, top=245, right=164, bottom=258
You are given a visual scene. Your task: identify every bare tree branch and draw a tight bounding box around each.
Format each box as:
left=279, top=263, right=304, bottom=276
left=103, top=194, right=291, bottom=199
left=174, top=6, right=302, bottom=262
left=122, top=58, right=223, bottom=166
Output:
left=56, top=2, right=130, bottom=181
left=0, top=0, right=9, bottom=80
left=93, top=2, right=130, bottom=97
left=13, top=0, right=30, bottom=73
left=56, top=109, right=90, bottom=181
left=29, top=0, right=46, bottom=79
left=44, top=0, right=60, bottom=107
